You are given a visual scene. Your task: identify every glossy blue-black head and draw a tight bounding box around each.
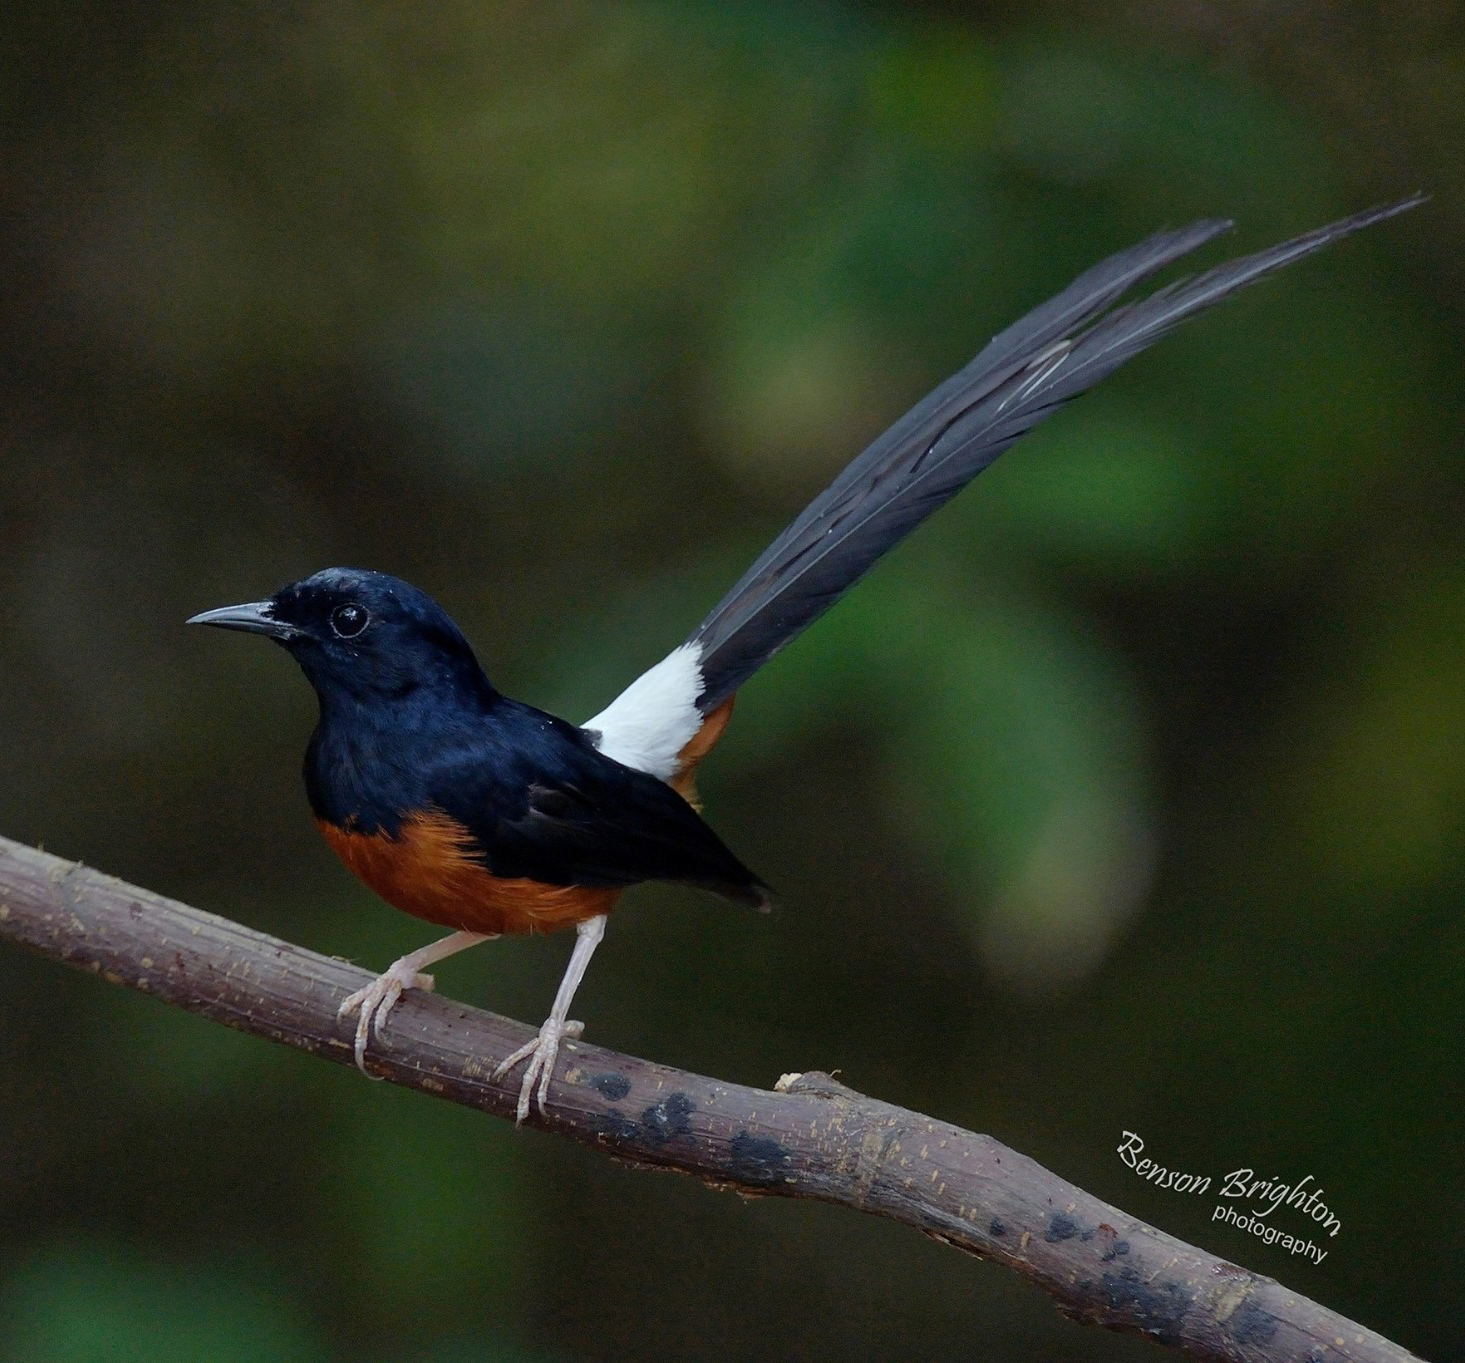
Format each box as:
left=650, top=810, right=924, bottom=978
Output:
left=188, top=568, right=495, bottom=707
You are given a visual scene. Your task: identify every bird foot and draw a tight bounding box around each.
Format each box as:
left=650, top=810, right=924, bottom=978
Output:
left=338, top=960, right=437, bottom=1076
left=492, top=1017, right=584, bottom=1123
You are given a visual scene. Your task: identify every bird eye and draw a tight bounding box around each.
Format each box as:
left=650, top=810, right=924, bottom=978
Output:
left=330, top=603, right=369, bottom=639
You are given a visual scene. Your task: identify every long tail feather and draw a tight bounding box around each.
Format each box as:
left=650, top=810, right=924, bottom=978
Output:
left=689, top=196, right=1423, bottom=712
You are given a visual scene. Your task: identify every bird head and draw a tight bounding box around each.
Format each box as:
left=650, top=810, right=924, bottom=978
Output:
left=188, top=568, right=493, bottom=708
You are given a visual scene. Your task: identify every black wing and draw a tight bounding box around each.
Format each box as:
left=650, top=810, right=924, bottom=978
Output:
left=427, top=702, right=769, bottom=907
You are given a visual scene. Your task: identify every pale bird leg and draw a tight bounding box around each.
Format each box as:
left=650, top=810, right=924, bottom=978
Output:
left=493, top=913, right=607, bottom=1123
left=339, top=929, right=493, bottom=1077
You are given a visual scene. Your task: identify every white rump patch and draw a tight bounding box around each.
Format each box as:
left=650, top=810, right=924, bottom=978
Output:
left=583, top=642, right=705, bottom=780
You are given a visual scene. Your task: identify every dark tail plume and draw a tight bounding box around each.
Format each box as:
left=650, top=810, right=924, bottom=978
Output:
left=689, top=196, right=1423, bottom=713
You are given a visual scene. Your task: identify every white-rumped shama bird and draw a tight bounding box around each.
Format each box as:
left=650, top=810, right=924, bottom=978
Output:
left=191, top=198, right=1419, bottom=1121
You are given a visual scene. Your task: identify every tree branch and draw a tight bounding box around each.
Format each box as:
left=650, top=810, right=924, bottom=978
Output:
left=0, top=835, right=1422, bottom=1363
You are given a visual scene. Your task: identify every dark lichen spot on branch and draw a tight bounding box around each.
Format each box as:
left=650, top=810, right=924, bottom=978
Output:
left=641, top=1091, right=694, bottom=1143
left=1102, top=1266, right=1190, bottom=1344
left=1045, top=1212, right=1080, bottom=1243
left=728, top=1131, right=791, bottom=1186
left=1099, top=1236, right=1130, bottom=1263
left=585, top=1111, right=643, bottom=1144
left=1229, top=1299, right=1279, bottom=1346
left=589, top=1071, right=631, bottom=1100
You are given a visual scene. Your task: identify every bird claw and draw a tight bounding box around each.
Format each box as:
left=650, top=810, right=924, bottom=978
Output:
left=338, top=962, right=437, bottom=1076
left=492, top=1017, right=584, bottom=1123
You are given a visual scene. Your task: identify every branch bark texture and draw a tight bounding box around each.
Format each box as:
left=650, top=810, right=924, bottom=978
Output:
left=0, top=835, right=1423, bottom=1363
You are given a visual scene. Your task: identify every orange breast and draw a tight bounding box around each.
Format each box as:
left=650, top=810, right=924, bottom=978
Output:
left=317, top=811, right=619, bottom=936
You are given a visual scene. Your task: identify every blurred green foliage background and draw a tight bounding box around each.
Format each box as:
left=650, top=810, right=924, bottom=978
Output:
left=1, top=2, right=1460, bottom=1359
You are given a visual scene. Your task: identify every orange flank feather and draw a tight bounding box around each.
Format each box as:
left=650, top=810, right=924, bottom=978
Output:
left=670, top=694, right=735, bottom=809
left=317, top=812, right=619, bottom=937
